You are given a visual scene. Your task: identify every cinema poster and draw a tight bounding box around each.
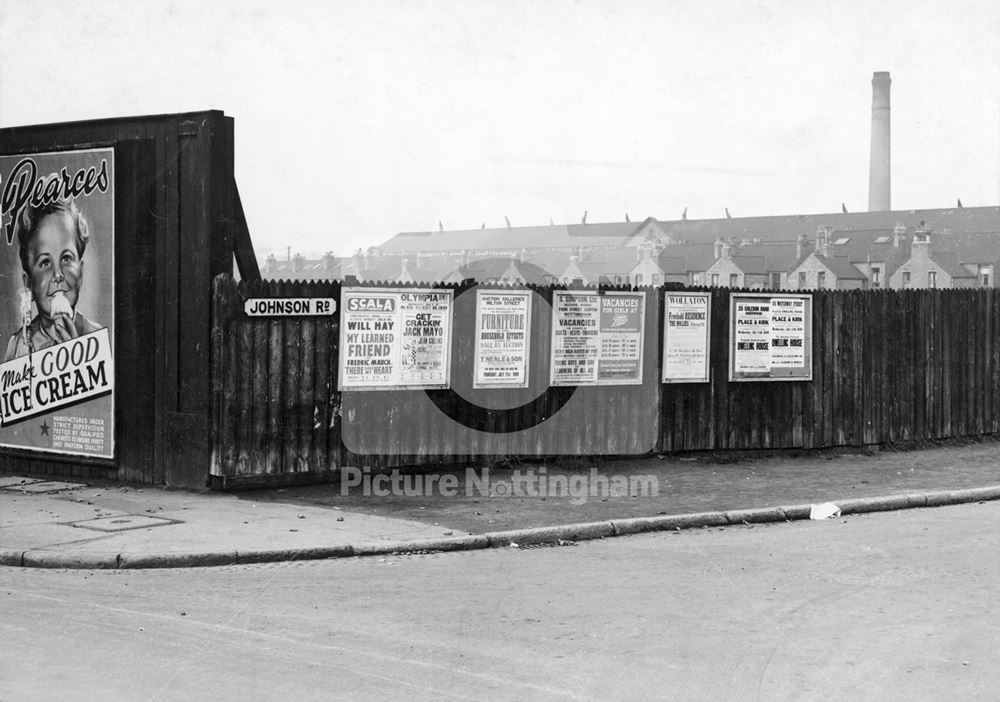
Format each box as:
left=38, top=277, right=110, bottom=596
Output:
left=339, top=287, right=453, bottom=390
left=729, top=293, right=812, bottom=382
left=0, top=148, right=115, bottom=458
left=663, top=293, right=711, bottom=383
left=550, top=291, right=645, bottom=386
left=473, top=290, right=531, bottom=388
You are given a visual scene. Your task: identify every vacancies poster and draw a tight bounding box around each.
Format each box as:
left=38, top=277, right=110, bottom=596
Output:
left=550, top=291, right=644, bottom=386
left=0, top=148, right=115, bottom=458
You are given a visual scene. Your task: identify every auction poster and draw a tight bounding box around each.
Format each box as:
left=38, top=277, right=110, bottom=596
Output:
left=473, top=289, right=531, bottom=388
left=0, top=148, right=115, bottom=458
left=768, top=296, right=807, bottom=368
left=339, top=287, right=453, bottom=390
left=729, top=293, right=812, bottom=381
left=550, top=291, right=645, bottom=386
left=662, top=293, right=711, bottom=383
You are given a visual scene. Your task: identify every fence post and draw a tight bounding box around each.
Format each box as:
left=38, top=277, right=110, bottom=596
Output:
left=210, top=274, right=243, bottom=482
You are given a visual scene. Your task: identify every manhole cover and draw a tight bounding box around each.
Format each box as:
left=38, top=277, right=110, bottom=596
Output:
left=68, top=514, right=182, bottom=532
left=3, top=480, right=86, bottom=494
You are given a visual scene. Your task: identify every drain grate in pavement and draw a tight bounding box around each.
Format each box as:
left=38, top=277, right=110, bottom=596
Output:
left=68, top=514, right=183, bottom=532
left=2, top=480, right=86, bottom=494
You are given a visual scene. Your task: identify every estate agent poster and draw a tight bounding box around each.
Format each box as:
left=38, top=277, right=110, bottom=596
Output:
left=0, top=148, right=115, bottom=459
left=662, top=293, right=711, bottom=383
left=473, top=289, right=531, bottom=388
left=729, top=293, right=812, bottom=381
left=550, top=291, right=645, bottom=386
left=768, top=296, right=808, bottom=368
left=339, top=288, right=453, bottom=390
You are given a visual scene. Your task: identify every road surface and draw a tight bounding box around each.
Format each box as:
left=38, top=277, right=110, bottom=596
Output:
left=3, top=501, right=998, bottom=701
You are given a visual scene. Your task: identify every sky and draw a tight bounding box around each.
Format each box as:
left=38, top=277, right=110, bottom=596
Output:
left=1, top=0, right=998, bottom=260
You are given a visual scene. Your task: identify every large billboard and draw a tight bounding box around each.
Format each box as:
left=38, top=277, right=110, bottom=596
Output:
left=0, top=148, right=115, bottom=458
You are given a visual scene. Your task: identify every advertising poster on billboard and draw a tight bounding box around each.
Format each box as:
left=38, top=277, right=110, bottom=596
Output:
left=768, top=296, right=807, bottom=368
left=596, top=292, right=644, bottom=384
left=729, top=293, right=812, bottom=381
left=662, top=293, right=711, bottom=383
left=550, top=291, right=645, bottom=386
left=339, top=287, right=453, bottom=390
left=732, top=297, right=771, bottom=374
left=473, top=289, right=531, bottom=388
left=0, top=148, right=115, bottom=458
left=550, top=291, right=600, bottom=385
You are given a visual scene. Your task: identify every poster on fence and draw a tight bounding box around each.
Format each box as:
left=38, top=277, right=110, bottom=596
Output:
left=662, top=293, right=711, bottom=383
left=768, top=296, right=807, bottom=368
left=550, top=291, right=644, bottom=386
left=729, top=293, right=812, bottom=381
left=473, top=289, right=531, bottom=388
left=339, top=288, right=453, bottom=390
left=0, top=148, right=115, bottom=458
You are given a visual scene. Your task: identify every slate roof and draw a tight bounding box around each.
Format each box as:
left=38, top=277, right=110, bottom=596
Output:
left=379, top=206, right=1000, bottom=253
left=727, top=242, right=801, bottom=272
left=646, top=206, right=1000, bottom=245
left=576, top=248, right=644, bottom=284
left=814, top=254, right=868, bottom=280
left=264, top=206, right=1000, bottom=284
left=726, top=255, right=768, bottom=275
left=381, top=221, right=643, bottom=253
left=928, top=250, right=976, bottom=279
left=262, top=255, right=339, bottom=280
left=930, top=231, right=1000, bottom=265
left=655, top=243, right=717, bottom=273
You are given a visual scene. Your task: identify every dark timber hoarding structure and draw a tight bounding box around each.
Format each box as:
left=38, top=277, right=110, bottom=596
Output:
left=0, top=111, right=259, bottom=489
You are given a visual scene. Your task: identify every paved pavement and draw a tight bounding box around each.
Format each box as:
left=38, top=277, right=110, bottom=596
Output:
left=2, top=439, right=999, bottom=568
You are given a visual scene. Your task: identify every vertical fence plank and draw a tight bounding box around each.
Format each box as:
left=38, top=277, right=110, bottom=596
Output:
left=266, top=307, right=284, bottom=475
left=313, top=315, right=332, bottom=471
left=283, top=315, right=302, bottom=472
left=979, top=290, right=989, bottom=434
left=713, top=288, right=729, bottom=450
left=882, top=290, right=893, bottom=441
left=860, top=291, right=873, bottom=444
left=235, top=319, right=253, bottom=475
left=210, top=275, right=240, bottom=478
left=300, top=317, right=316, bottom=471
left=914, top=290, right=926, bottom=439
left=833, top=292, right=844, bottom=446
left=993, top=290, right=1000, bottom=433
left=849, top=291, right=862, bottom=446
left=823, top=291, right=835, bottom=447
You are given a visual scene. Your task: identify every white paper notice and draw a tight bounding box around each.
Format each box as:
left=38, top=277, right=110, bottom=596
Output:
left=551, top=291, right=644, bottom=386
left=339, top=288, right=453, bottom=389
left=768, top=296, right=807, bottom=368
left=474, top=290, right=531, bottom=388
left=663, top=293, right=711, bottom=382
left=733, top=298, right=771, bottom=374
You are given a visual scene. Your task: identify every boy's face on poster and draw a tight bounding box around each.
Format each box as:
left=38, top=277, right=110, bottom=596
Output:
left=22, top=212, right=84, bottom=319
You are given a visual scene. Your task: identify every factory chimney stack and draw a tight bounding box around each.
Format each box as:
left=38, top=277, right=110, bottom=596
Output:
left=868, top=71, right=891, bottom=211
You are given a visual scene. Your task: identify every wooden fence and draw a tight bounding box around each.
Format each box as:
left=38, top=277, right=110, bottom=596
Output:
left=210, top=275, right=1000, bottom=487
